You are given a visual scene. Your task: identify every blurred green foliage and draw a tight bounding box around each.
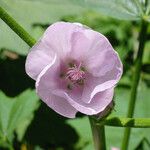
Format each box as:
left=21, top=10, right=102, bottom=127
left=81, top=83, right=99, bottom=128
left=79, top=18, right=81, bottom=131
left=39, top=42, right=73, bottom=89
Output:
left=0, top=0, right=150, bottom=150
left=0, top=90, right=39, bottom=149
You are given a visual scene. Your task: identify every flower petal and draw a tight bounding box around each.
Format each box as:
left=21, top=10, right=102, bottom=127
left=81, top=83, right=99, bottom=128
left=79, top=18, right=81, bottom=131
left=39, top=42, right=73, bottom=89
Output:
left=70, top=26, right=106, bottom=61
left=73, top=29, right=122, bottom=103
left=70, top=27, right=122, bottom=81
left=70, top=28, right=122, bottom=104
left=41, top=22, right=84, bottom=59
left=84, top=29, right=122, bottom=79
left=81, top=60, right=121, bottom=104
left=25, top=40, right=55, bottom=80
left=52, top=88, right=114, bottom=115
left=70, top=31, right=91, bottom=60
left=26, top=22, right=85, bottom=80
left=41, top=93, right=77, bottom=118
left=36, top=56, right=78, bottom=118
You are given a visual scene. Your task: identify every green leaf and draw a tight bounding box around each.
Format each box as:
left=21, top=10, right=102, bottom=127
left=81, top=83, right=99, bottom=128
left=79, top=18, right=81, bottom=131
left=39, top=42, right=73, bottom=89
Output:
left=0, top=89, right=39, bottom=144
left=30, top=0, right=146, bottom=20
left=69, top=0, right=144, bottom=20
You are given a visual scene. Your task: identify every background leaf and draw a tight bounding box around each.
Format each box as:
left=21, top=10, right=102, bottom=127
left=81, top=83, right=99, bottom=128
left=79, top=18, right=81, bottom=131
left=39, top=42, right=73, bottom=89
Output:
left=89, top=0, right=142, bottom=19
left=29, top=0, right=148, bottom=20
left=0, top=89, right=39, bottom=146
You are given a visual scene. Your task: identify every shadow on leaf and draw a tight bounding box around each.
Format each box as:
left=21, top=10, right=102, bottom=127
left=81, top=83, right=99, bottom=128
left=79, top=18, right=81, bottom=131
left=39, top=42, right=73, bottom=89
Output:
left=25, top=102, right=79, bottom=150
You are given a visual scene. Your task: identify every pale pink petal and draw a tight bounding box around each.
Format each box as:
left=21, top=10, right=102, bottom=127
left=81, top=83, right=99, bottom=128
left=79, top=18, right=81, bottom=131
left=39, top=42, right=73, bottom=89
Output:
left=70, top=27, right=106, bottom=61
left=70, top=31, right=91, bottom=60
left=42, top=22, right=84, bottom=59
left=49, top=94, right=77, bottom=118
left=40, top=93, right=77, bottom=118
left=35, top=56, right=77, bottom=118
left=69, top=26, right=122, bottom=81
left=69, top=28, right=122, bottom=103
left=81, top=60, right=121, bottom=104
left=35, top=54, right=59, bottom=91
left=25, top=40, right=55, bottom=80
left=83, top=29, right=123, bottom=80
left=26, top=22, right=85, bottom=80
left=52, top=88, right=114, bottom=115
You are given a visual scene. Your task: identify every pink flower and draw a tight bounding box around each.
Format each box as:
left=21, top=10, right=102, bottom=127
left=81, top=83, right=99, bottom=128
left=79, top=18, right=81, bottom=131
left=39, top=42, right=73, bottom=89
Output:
left=25, top=22, right=122, bottom=118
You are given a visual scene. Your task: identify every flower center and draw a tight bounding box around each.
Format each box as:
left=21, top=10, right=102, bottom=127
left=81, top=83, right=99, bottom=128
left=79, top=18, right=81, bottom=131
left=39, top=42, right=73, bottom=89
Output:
left=60, top=62, right=86, bottom=90
left=66, top=63, right=85, bottom=82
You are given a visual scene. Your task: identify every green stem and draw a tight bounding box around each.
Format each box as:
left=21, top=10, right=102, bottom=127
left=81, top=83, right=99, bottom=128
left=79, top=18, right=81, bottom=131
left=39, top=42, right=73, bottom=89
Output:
left=0, top=6, right=36, bottom=47
left=121, top=20, right=148, bottom=150
left=89, top=117, right=106, bottom=150
left=99, top=117, right=150, bottom=128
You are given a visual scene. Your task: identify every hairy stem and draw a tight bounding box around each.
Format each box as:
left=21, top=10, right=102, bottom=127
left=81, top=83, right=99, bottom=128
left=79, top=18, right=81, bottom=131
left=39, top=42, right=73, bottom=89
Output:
left=0, top=6, right=36, bottom=47
left=89, top=117, right=106, bottom=150
left=121, top=20, right=148, bottom=150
